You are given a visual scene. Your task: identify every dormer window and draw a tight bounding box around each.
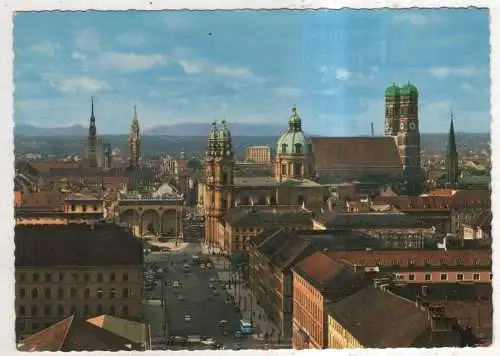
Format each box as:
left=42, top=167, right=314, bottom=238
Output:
left=281, top=144, right=288, bottom=153
left=295, top=143, right=302, bottom=154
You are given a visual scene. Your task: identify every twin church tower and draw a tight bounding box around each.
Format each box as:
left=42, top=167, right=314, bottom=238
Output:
left=86, top=97, right=142, bottom=169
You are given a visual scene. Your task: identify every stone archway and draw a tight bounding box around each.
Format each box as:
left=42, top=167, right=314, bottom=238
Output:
left=161, top=209, right=178, bottom=236
left=140, top=209, right=160, bottom=237
left=120, top=209, right=140, bottom=236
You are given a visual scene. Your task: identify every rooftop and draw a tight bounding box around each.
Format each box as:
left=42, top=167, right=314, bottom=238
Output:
left=314, top=211, right=428, bottom=229
left=15, top=223, right=143, bottom=267
left=233, top=176, right=322, bottom=187
left=18, top=315, right=143, bottom=352
left=225, top=206, right=313, bottom=228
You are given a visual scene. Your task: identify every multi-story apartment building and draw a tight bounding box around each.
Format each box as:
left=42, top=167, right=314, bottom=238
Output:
left=15, top=223, right=144, bottom=340
left=245, top=145, right=272, bottom=164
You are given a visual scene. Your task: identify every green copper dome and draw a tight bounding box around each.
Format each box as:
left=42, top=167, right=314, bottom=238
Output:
left=277, top=106, right=313, bottom=156
left=208, top=121, right=218, bottom=140
left=218, top=119, right=231, bottom=141
left=400, top=82, right=419, bottom=97
left=385, top=83, right=400, bottom=97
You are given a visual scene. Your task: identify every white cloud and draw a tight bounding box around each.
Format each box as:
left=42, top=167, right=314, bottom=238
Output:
left=72, top=52, right=87, bottom=60
left=392, top=13, right=432, bottom=26
left=335, top=67, right=352, bottom=81
left=74, top=28, right=102, bottom=52
left=116, top=32, right=148, bottom=47
left=428, top=65, right=485, bottom=78
left=214, top=65, right=261, bottom=81
left=28, top=40, right=61, bottom=56
left=97, top=52, right=168, bottom=72
left=179, top=59, right=205, bottom=75
left=56, top=77, right=111, bottom=93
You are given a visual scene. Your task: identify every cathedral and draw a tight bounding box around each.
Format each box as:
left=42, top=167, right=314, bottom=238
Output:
left=201, top=83, right=425, bottom=250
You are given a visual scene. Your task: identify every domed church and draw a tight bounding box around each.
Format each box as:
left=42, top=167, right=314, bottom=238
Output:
left=201, top=107, right=330, bottom=249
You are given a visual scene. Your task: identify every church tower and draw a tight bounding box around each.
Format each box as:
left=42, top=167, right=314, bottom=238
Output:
left=203, top=120, right=234, bottom=249
left=445, top=110, right=459, bottom=187
left=384, top=83, right=401, bottom=136
left=275, top=106, right=315, bottom=181
left=87, top=96, right=98, bottom=168
left=128, top=105, right=141, bottom=168
left=393, top=82, right=423, bottom=195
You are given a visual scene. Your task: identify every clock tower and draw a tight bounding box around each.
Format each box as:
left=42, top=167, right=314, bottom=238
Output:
left=203, top=120, right=234, bottom=249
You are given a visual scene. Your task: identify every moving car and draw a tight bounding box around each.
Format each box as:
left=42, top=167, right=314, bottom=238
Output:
left=173, top=280, right=181, bottom=288
left=201, top=338, right=216, bottom=346
left=182, top=264, right=191, bottom=272
left=184, top=314, right=192, bottom=322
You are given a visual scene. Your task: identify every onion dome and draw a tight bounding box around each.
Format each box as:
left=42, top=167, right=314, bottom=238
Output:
left=208, top=121, right=218, bottom=141
left=400, top=82, right=419, bottom=97
left=218, top=119, right=231, bottom=141
left=277, top=106, right=313, bottom=155
left=385, top=83, right=400, bottom=97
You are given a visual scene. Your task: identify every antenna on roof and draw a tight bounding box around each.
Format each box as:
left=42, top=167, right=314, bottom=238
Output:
left=371, top=122, right=374, bottom=137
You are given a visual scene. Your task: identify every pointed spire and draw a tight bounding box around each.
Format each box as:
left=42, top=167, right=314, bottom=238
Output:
left=91, top=96, right=95, bottom=119
left=133, top=105, right=138, bottom=121
left=446, top=108, right=459, bottom=186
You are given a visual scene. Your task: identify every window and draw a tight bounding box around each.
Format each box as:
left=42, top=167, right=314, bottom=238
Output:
left=473, top=273, right=480, bottom=281
left=44, top=288, right=51, bottom=299
left=409, top=274, right=415, bottom=281
left=122, top=305, right=129, bottom=317
left=18, top=321, right=25, bottom=331
left=71, top=204, right=76, bottom=211
left=439, top=258, right=447, bottom=266
left=59, top=273, right=65, bottom=282
left=109, top=288, right=116, bottom=299
left=97, top=305, right=103, bottom=314
left=19, top=288, right=26, bottom=298
left=392, top=259, right=400, bottom=266
left=70, top=288, right=78, bottom=298
left=456, top=258, right=464, bottom=266
left=123, top=273, right=129, bottom=282
left=408, top=259, right=415, bottom=267
left=84, top=273, right=90, bottom=282
left=45, top=273, right=51, bottom=282
left=109, top=305, right=116, bottom=315
left=457, top=273, right=464, bottom=281
left=70, top=305, right=77, bottom=315
left=44, top=305, right=51, bottom=316
left=83, top=305, right=90, bottom=316
left=440, top=273, right=448, bottom=281
left=110, top=273, right=116, bottom=282
left=472, top=259, right=480, bottom=266
left=294, top=143, right=302, bottom=154
left=82, top=204, right=87, bottom=212
left=84, top=289, right=90, bottom=299
left=425, top=274, right=431, bottom=281
left=58, top=288, right=64, bottom=299
left=297, top=195, right=304, bottom=205
left=97, top=273, right=103, bottom=282
left=33, top=273, right=39, bottom=282
left=123, top=288, right=129, bottom=298
left=31, top=305, right=38, bottom=316
left=31, top=288, right=39, bottom=299
left=19, top=273, right=25, bottom=283
left=281, top=144, right=287, bottom=153
left=93, top=205, right=98, bottom=211
left=19, top=305, right=26, bottom=316
left=424, top=258, right=431, bottom=266
left=58, top=305, right=64, bottom=316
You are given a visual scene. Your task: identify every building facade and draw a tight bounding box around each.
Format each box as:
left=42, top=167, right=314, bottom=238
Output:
left=15, top=223, right=144, bottom=339
left=245, top=145, right=272, bottom=164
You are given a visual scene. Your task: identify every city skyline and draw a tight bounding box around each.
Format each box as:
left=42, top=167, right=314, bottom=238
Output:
left=14, top=9, right=490, bottom=135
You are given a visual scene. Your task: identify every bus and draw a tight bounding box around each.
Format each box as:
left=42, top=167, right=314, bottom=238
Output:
left=239, top=320, right=253, bottom=335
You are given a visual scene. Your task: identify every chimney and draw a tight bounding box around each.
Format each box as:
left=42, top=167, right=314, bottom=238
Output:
left=371, top=122, right=374, bottom=137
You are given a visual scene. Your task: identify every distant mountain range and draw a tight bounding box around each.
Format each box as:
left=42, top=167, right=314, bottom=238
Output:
left=15, top=123, right=489, bottom=138
left=15, top=123, right=288, bottom=137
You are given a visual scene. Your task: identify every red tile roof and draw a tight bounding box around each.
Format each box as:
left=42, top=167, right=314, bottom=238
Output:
left=312, top=137, right=402, bottom=170
left=325, top=249, right=492, bottom=269
left=18, top=315, right=143, bottom=351
left=30, top=162, right=81, bottom=172
left=294, top=251, right=346, bottom=284
left=381, top=195, right=451, bottom=211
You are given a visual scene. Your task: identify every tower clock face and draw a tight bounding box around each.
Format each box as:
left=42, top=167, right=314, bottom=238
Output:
left=409, top=122, right=417, bottom=130
left=400, top=122, right=405, bottom=131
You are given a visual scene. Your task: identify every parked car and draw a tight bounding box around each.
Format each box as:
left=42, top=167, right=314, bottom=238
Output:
left=184, top=314, right=192, bottom=322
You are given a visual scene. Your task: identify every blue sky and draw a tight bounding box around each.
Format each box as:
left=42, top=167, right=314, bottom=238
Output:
left=14, top=9, right=490, bottom=135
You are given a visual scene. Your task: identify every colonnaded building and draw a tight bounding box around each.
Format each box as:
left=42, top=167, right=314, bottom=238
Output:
left=200, top=83, right=425, bottom=251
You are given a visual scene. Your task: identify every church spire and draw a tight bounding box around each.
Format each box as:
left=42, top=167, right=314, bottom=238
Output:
left=446, top=109, right=459, bottom=187
left=88, top=96, right=96, bottom=137
left=128, top=105, right=141, bottom=168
